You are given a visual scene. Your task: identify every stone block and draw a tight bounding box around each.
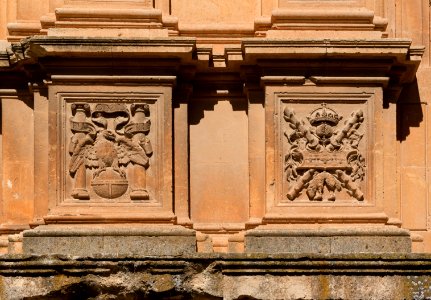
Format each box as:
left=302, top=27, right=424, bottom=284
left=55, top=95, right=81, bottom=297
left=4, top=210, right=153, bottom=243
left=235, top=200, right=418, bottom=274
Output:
left=23, top=225, right=196, bottom=256
left=245, top=227, right=412, bottom=254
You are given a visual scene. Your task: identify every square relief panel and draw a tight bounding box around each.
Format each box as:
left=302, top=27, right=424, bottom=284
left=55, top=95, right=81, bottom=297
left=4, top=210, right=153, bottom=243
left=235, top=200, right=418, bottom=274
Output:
left=59, top=95, right=163, bottom=207
left=274, top=94, right=375, bottom=207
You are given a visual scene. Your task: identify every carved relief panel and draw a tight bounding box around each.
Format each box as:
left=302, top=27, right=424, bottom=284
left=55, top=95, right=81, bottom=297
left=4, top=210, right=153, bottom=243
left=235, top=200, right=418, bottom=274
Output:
left=46, top=82, right=175, bottom=222
left=262, top=85, right=386, bottom=223
left=66, top=101, right=155, bottom=202
left=282, top=102, right=367, bottom=203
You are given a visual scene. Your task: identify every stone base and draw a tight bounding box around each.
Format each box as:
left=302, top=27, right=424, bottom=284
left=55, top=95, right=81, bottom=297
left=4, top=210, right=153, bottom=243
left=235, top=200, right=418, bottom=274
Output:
left=1, top=253, right=431, bottom=299
left=22, top=225, right=196, bottom=256
left=245, top=227, right=412, bottom=254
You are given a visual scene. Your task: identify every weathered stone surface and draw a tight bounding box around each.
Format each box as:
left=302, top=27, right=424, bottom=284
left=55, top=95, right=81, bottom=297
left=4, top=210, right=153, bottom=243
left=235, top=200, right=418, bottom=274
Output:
left=0, top=253, right=431, bottom=299
left=245, top=227, right=412, bottom=254
left=23, top=226, right=196, bottom=256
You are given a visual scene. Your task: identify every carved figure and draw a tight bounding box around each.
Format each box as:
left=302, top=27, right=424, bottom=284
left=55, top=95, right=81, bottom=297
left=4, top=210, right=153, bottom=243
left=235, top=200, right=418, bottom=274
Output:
left=284, top=103, right=366, bottom=201
left=120, top=104, right=153, bottom=200
left=68, top=102, right=153, bottom=201
left=69, top=103, right=96, bottom=200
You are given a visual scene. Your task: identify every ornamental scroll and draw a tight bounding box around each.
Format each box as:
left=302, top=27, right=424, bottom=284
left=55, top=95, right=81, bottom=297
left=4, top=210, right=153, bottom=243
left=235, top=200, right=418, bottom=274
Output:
left=68, top=102, right=153, bottom=201
left=283, top=103, right=366, bottom=202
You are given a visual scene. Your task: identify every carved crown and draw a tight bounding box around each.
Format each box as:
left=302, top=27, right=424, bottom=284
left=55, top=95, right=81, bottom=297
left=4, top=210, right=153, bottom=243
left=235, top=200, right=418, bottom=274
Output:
left=307, top=103, right=342, bottom=126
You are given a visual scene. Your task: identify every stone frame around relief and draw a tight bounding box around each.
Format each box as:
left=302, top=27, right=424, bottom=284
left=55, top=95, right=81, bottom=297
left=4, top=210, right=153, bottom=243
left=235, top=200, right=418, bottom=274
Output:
left=263, top=86, right=385, bottom=222
left=47, top=88, right=173, bottom=220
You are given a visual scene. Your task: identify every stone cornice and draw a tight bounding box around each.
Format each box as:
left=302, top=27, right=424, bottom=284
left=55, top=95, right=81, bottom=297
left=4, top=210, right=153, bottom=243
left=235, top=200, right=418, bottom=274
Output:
left=242, top=38, right=423, bottom=102
left=0, top=37, right=423, bottom=103
left=25, top=36, right=196, bottom=60
left=254, top=8, right=388, bottom=38
left=242, top=38, right=413, bottom=60
left=0, top=36, right=196, bottom=68
left=2, top=253, right=431, bottom=276
left=49, top=75, right=177, bottom=86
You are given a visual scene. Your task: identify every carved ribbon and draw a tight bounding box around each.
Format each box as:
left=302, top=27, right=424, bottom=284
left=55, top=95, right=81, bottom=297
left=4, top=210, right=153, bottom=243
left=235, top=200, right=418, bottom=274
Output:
left=70, top=120, right=96, bottom=134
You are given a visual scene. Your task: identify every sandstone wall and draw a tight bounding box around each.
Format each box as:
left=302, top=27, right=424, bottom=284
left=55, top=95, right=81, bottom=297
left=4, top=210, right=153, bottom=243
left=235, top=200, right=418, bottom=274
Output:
left=0, top=0, right=430, bottom=254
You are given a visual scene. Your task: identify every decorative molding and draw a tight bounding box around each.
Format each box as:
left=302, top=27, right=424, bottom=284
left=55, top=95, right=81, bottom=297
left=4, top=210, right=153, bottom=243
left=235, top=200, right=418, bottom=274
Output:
left=243, top=39, right=423, bottom=102
left=254, top=7, right=388, bottom=38
left=7, top=22, right=43, bottom=43
left=261, top=76, right=306, bottom=85
left=309, top=76, right=389, bottom=87
left=24, top=36, right=196, bottom=60
left=43, top=213, right=176, bottom=224
left=50, top=75, right=176, bottom=85
left=263, top=212, right=390, bottom=224
left=0, top=37, right=197, bottom=69
left=242, top=39, right=413, bottom=60
left=260, top=86, right=386, bottom=225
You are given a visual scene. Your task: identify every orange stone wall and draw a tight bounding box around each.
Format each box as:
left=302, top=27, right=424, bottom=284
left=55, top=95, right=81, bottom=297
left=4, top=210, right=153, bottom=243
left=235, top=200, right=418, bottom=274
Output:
left=0, top=0, right=430, bottom=253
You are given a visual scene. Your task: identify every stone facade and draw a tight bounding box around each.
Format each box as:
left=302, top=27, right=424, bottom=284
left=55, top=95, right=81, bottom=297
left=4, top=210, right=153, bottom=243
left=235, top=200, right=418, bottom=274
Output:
left=0, top=0, right=431, bottom=298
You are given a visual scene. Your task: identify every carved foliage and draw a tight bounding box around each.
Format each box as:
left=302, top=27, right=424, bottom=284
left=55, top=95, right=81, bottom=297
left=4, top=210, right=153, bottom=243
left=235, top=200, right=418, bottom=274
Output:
left=284, top=103, right=366, bottom=202
left=68, top=102, right=152, bottom=201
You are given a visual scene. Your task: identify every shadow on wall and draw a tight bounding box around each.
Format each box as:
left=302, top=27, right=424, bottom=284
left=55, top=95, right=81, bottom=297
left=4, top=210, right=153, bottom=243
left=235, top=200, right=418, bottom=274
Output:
left=189, top=97, right=248, bottom=125
left=397, top=79, right=424, bottom=142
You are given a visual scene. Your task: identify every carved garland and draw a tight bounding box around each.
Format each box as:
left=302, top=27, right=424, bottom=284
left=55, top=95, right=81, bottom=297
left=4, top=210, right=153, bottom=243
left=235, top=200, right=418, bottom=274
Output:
left=68, top=103, right=153, bottom=201
left=284, top=103, right=366, bottom=201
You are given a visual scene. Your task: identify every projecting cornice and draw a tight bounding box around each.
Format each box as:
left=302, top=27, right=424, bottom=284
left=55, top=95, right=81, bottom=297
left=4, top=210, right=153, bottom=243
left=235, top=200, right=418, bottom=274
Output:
left=242, top=38, right=424, bottom=102
left=0, top=36, right=425, bottom=102
left=254, top=8, right=388, bottom=39
left=26, top=36, right=196, bottom=61
left=0, top=36, right=197, bottom=67
left=242, top=38, right=415, bottom=60
left=0, top=36, right=197, bottom=87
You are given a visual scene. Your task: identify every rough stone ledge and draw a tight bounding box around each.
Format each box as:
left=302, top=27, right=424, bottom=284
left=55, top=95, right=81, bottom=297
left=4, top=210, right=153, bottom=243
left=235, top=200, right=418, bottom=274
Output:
left=23, top=226, right=196, bottom=237
left=1, top=253, right=431, bottom=275
left=245, top=227, right=411, bottom=237
left=1, top=254, right=431, bottom=299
